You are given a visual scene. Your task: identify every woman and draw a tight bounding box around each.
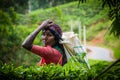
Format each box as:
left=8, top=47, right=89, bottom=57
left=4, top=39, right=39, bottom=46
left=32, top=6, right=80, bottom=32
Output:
left=22, top=19, right=67, bottom=66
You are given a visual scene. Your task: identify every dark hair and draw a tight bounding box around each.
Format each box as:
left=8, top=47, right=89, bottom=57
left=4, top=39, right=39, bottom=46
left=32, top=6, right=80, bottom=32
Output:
left=59, top=44, right=67, bottom=66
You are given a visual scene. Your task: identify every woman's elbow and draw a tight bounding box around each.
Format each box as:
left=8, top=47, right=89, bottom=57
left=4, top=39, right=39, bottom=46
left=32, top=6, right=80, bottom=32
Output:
left=22, top=42, right=27, bottom=49
left=22, top=42, right=32, bottom=50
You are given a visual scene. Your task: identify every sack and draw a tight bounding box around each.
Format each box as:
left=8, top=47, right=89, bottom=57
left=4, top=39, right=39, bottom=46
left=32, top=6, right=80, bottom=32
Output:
left=60, top=32, right=90, bottom=69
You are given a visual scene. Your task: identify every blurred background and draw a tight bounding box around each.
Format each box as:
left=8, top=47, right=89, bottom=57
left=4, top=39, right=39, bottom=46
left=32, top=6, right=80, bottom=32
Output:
left=0, top=0, right=120, bottom=67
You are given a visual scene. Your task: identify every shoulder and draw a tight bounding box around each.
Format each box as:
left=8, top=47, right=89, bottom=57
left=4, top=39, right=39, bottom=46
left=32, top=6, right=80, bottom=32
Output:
left=53, top=45, right=63, bottom=55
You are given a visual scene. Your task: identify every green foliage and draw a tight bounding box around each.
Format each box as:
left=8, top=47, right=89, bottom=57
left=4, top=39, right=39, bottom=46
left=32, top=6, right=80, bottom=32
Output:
left=109, top=18, right=120, bottom=38
left=101, top=0, right=120, bottom=37
left=0, top=0, right=29, bottom=14
left=0, top=10, right=12, bottom=35
left=86, top=20, right=109, bottom=41
left=30, top=0, right=77, bottom=10
left=113, top=48, right=120, bottom=59
left=0, top=7, right=18, bottom=37
left=104, top=34, right=120, bottom=59
left=0, top=8, right=21, bottom=64
left=18, top=1, right=108, bottom=32
left=97, top=60, right=120, bottom=80
left=12, top=25, right=42, bottom=66
left=78, top=0, right=120, bottom=37
left=0, top=60, right=114, bottom=80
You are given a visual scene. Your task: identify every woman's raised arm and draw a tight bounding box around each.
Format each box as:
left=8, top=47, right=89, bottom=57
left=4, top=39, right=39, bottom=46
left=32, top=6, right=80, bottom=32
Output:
left=22, top=19, right=53, bottom=50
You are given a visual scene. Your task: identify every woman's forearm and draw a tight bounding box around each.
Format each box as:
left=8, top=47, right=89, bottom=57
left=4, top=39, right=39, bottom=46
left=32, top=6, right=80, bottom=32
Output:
left=22, top=26, right=42, bottom=50
left=22, top=19, right=53, bottom=50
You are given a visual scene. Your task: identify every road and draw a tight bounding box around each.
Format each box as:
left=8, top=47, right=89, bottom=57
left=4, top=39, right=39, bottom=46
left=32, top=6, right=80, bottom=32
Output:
left=86, top=46, right=116, bottom=61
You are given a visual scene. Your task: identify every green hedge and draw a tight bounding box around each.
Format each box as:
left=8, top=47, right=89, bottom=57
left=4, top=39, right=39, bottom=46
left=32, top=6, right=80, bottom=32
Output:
left=1, top=60, right=120, bottom=80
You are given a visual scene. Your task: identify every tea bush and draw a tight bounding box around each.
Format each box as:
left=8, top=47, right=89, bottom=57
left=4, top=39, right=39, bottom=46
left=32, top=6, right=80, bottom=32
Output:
left=1, top=60, right=120, bottom=80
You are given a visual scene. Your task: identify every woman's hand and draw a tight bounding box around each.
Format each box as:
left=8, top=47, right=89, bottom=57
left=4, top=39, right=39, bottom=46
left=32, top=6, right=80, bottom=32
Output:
left=39, top=19, right=54, bottom=29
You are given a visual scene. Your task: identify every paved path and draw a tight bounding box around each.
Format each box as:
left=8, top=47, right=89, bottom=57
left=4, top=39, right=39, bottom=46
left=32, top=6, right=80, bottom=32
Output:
left=86, top=46, right=116, bottom=61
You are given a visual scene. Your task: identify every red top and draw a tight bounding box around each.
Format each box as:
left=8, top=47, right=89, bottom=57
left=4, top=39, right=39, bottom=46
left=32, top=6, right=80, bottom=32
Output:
left=31, top=45, right=62, bottom=66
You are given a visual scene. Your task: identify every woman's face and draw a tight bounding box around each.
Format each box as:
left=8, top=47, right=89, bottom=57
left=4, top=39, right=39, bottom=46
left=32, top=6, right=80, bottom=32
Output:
left=42, top=30, right=56, bottom=46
